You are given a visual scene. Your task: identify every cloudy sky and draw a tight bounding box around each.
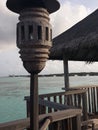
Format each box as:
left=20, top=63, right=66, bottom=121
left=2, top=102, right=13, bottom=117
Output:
left=0, top=0, right=98, bottom=76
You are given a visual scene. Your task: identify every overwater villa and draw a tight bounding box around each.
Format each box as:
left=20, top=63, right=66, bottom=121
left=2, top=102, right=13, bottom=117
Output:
left=1, top=0, right=98, bottom=130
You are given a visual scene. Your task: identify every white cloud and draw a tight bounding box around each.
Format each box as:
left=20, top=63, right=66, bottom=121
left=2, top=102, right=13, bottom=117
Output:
left=69, top=61, right=98, bottom=73
left=41, top=60, right=98, bottom=75
left=50, top=1, right=91, bottom=37
left=41, top=60, right=63, bottom=74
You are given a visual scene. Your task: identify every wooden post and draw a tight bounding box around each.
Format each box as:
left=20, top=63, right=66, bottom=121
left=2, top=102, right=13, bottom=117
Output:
left=76, top=114, right=81, bottom=130
left=63, top=55, right=69, bottom=90
left=30, top=74, right=39, bottom=130
left=82, top=92, right=88, bottom=121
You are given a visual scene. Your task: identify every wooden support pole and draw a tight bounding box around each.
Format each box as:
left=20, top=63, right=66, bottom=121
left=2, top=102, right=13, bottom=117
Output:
left=30, top=74, right=38, bottom=130
left=63, top=56, right=69, bottom=90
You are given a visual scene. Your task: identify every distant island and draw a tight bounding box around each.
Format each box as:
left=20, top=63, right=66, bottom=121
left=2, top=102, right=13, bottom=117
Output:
left=9, top=72, right=98, bottom=77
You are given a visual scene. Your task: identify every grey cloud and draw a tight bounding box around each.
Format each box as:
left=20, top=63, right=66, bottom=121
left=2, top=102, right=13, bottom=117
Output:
left=0, top=5, right=18, bottom=45
left=0, top=48, right=27, bottom=76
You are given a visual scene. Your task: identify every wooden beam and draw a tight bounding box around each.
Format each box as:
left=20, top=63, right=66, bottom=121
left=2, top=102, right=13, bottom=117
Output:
left=25, top=89, right=87, bottom=99
left=39, top=109, right=82, bottom=123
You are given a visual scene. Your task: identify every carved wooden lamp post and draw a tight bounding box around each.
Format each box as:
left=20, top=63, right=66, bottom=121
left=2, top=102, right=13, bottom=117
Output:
left=6, top=0, right=60, bottom=130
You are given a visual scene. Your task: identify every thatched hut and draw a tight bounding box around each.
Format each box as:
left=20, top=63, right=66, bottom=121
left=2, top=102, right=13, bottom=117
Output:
left=49, top=9, right=98, bottom=89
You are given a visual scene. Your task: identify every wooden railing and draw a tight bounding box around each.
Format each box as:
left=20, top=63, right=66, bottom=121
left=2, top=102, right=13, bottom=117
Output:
left=39, top=109, right=82, bottom=130
left=25, top=89, right=88, bottom=120
left=75, top=86, right=98, bottom=115
left=0, top=109, right=82, bottom=130
left=41, top=85, right=98, bottom=118
left=0, top=118, right=30, bottom=130
left=64, top=86, right=98, bottom=118
left=24, top=86, right=98, bottom=130
left=0, top=86, right=98, bottom=130
left=25, top=86, right=98, bottom=120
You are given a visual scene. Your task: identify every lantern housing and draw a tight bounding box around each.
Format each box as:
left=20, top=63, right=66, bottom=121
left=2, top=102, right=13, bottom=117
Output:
left=6, top=0, right=60, bottom=74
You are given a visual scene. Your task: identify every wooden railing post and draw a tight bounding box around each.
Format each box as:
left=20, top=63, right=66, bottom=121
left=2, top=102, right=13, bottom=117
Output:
left=76, top=114, right=81, bottom=130
left=82, top=92, right=88, bottom=121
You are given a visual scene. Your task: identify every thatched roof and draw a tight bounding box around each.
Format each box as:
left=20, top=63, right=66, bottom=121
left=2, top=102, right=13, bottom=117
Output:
left=49, top=9, right=98, bottom=62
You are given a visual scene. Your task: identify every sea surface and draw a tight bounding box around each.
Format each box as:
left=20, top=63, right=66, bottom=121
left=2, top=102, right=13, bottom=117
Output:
left=0, top=75, right=98, bottom=123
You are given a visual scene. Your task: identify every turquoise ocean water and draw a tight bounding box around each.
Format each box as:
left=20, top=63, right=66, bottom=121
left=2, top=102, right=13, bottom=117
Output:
left=0, top=75, right=98, bottom=123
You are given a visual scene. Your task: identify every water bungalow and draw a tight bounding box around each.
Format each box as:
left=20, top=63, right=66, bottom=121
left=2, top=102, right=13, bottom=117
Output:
left=1, top=6, right=98, bottom=130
